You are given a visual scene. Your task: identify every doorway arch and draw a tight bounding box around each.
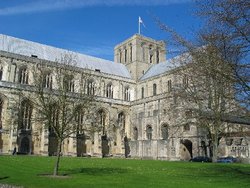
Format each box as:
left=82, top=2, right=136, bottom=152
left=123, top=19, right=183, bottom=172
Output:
left=20, top=137, right=30, bottom=154
left=180, top=139, right=192, bottom=160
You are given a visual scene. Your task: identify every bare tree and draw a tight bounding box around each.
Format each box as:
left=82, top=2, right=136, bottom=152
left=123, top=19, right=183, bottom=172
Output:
left=197, top=0, right=250, bottom=109
left=31, top=53, right=97, bottom=176
left=154, top=0, right=250, bottom=161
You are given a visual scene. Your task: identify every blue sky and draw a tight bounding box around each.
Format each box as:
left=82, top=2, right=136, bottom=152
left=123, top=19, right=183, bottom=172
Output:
left=0, top=0, right=202, bottom=61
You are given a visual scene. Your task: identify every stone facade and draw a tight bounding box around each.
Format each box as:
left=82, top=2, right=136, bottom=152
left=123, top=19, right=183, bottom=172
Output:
left=0, top=34, right=249, bottom=161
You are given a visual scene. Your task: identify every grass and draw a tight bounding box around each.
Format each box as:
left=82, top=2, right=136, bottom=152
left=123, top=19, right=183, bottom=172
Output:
left=0, top=156, right=250, bottom=188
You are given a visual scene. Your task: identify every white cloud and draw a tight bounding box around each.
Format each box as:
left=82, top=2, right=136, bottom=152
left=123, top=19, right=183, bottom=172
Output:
left=0, top=0, right=192, bottom=16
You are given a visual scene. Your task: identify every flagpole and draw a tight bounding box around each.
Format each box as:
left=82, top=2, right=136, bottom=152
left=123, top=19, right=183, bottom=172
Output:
left=138, top=18, right=141, bottom=34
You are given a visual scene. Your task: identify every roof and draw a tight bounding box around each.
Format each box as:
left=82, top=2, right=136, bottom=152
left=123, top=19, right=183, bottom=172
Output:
left=140, top=54, right=190, bottom=80
left=0, top=34, right=131, bottom=79
left=140, top=61, right=175, bottom=80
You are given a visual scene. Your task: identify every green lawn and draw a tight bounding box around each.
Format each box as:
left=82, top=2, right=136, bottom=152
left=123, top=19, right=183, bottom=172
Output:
left=0, top=156, right=250, bottom=188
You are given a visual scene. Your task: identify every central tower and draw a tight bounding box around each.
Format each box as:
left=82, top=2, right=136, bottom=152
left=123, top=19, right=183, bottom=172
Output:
left=114, top=34, right=166, bottom=81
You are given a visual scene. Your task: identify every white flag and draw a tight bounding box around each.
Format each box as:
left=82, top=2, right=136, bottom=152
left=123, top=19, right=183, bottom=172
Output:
left=139, top=16, right=145, bottom=27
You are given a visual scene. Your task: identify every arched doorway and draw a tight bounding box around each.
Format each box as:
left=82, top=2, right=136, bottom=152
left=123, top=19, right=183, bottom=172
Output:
left=124, top=136, right=130, bottom=158
left=180, top=139, right=193, bottom=161
left=101, top=134, right=109, bottom=157
left=77, top=134, right=86, bottom=157
left=48, top=132, right=58, bottom=156
left=20, top=137, right=30, bottom=154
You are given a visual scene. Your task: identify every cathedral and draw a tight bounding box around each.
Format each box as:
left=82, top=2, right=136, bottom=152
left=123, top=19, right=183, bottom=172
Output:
left=0, top=33, right=249, bottom=161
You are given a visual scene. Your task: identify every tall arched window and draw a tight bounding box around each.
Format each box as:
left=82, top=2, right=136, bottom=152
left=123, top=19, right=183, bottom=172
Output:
left=87, top=79, right=95, bottom=95
left=75, top=106, right=85, bottom=134
left=63, top=75, right=74, bottom=92
left=0, top=65, right=3, bottom=81
left=19, top=67, right=29, bottom=84
left=146, top=125, right=153, bottom=140
left=133, top=127, right=138, bottom=140
left=149, top=46, right=153, bottom=64
left=184, top=123, right=190, bottom=131
left=43, top=72, right=53, bottom=89
left=19, top=100, right=32, bottom=130
left=141, top=44, right=145, bottom=62
left=49, top=103, right=59, bottom=135
left=141, top=87, right=144, bottom=99
left=167, top=80, right=172, bottom=92
left=118, top=112, right=125, bottom=129
left=161, top=124, right=168, bottom=140
left=156, top=50, right=160, bottom=64
left=69, top=80, right=74, bottom=92
left=130, top=44, right=133, bottom=62
left=98, top=109, right=106, bottom=135
left=125, top=49, right=127, bottom=63
left=119, top=50, right=122, bottom=63
left=153, top=83, right=157, bottom=96
left=106, top=83, right=113, bottom=99
left=124, top=87, right=130, bottom=101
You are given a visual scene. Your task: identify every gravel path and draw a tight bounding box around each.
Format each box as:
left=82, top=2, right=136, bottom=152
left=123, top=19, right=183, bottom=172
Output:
left=0, top=184, right=23, bottom=188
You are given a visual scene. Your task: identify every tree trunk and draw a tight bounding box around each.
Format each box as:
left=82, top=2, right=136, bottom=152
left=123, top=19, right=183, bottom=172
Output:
left=212, top=128, right=219, bottom=162
left=53, top=140, right=62, bottom=176
left=212, top=140, right=218, bottom=162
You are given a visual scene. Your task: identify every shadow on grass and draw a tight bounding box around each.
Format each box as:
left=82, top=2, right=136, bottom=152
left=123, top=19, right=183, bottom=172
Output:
left=0, top=176, right=9, bottom=180
left=66, top=167, right=128, bottom=176
left=219, top=166, right=250, bottom=176
left=194, top=165, right=250, bottom=180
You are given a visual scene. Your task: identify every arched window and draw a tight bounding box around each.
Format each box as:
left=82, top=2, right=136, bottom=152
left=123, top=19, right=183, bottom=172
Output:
left=49, top=103, right=59, bottom=135
left=87, top=79, right=95, bottom=95
left=146, top=125, right=153, bottom=140
left=0, top=65, right=3, bottom=81
left=130, top=44, right=133, bottom=62
left=52, top=105, right=59, bottom=128
left=141, top=44, right=145, bottom=62
left=133, top=127, right=138, bottom=140
left=184, top=123, right=190, bottom=131
left=19, top=67, right=29, bottom=84
left=69, top=80, right=74, bottom=92
left=98, top=109, right=106, bottom=135
left=156, top=50, right=160, bottom=64
left=119, top=50, right=122, bottom=63
left=63, top=75, right=74, bottom=92
left=161, top=124, right=168, bottom=140
left=19, top=100, right=32, bottom=130
left=43, top=72, right=53, bottom=89
left=141, top=87, right=144, bottom=99
left=149, top=46, right=153, bottom=64
left=153, top=83, right=157, bottom=96
left=106, top=83, right=113, bottom=99
left=124, top=87, right=130, bottom=101
left=167, top=80, right=172, bottom=92
left=125, top=49, right=127, bottom=63
left=118, top=112, right=125, bottom=129
left=75, top=106, right=85, bottom=134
